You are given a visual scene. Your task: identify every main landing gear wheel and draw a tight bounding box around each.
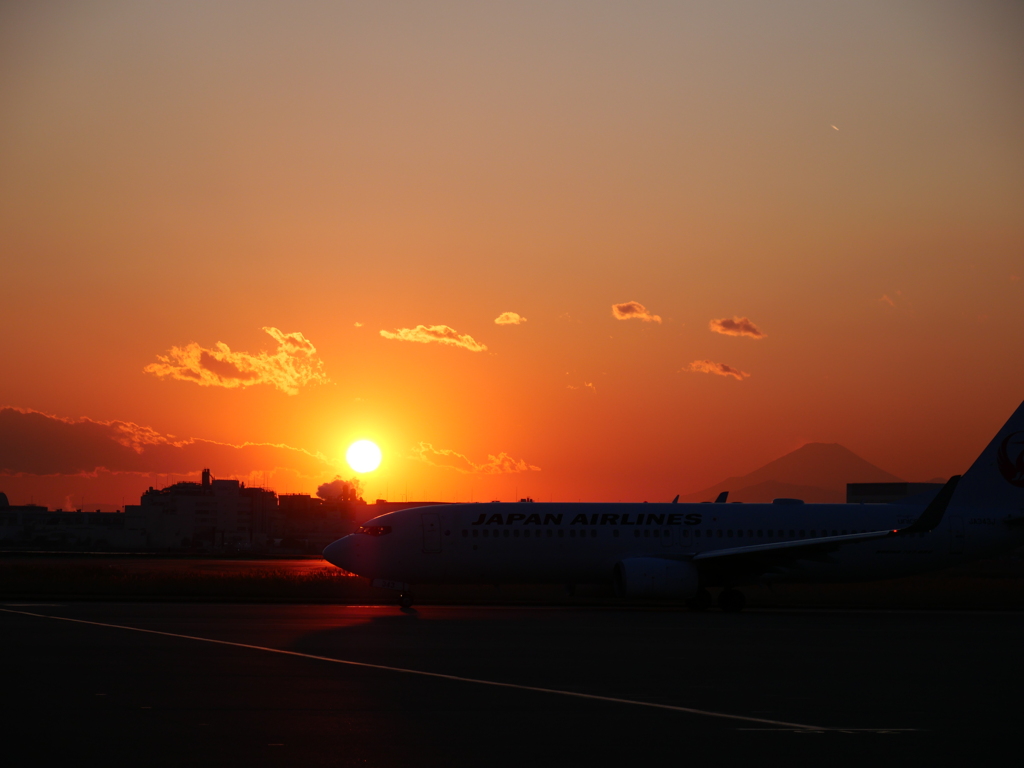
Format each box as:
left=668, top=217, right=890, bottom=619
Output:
left=398, top=593, right=414, bottom=609
left=686, top=588, right=712, bottom=611
left=718, top=588, right=746, bottom=612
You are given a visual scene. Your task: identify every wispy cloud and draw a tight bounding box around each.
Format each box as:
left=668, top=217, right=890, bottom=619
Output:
left=380, top=325, right=487, bottom=352
left=144, top=327, right=327, bottom=395
left=567, top=382, right=597, bottom=393
left=494, top=312, right=526, bottom=325
left=412, top=443, right=540, bottom=474
left=612, top=301, right=661, bottom=323
left=879, top=289, right=905, bottom=308
left=709, top=316, right=765, bottom=339
left=686, top=360, right=750, bottom=381
left=0, top=407, right=335, bottom=477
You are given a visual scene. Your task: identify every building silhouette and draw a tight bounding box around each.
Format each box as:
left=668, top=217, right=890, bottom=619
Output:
left=125, top=469, right=278, bottom=550
left=0, top=470, right=447, bottom=553
left=0, top=491, right=143, bottom=549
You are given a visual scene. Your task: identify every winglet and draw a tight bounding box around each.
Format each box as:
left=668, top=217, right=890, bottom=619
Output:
left=898, top=475, right=961, bottom=535
left=671, top=495, right=679, bottom=504
left=715, top=491, right=729, bottom=503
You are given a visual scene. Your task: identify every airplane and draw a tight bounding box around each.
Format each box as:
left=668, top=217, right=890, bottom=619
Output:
left=323, top=398, right=1024, bottom=611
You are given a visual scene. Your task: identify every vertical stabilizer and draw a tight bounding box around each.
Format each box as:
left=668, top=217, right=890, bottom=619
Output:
left=953, top=399, right=1024, bottom=512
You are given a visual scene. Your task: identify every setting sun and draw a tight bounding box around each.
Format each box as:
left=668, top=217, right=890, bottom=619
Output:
left=346, top=440, right=382, bottom=473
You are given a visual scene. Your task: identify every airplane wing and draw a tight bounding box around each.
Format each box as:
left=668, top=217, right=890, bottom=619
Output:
left=690, top=475, right=961, bottom=578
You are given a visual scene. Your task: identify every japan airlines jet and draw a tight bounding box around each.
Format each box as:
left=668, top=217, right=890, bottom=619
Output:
left=323, top=399, right=1024, bottom=610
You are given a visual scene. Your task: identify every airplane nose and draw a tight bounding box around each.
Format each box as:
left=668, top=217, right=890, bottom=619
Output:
left=323, top=536, right=354, bottom=570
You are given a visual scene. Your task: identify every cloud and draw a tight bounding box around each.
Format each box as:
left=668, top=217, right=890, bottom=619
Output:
left=612, top=301, right=661, bottom=323
left=144, top=327, right=327, bottom=395
left=567, top=382, right=596, bottom=393
left=0, top=407, right=335, bottom=477
left=316, top=476, right=363, bottom=502
left=686, top=360, right=750, bottom=381
left=494, top=312, right=526, bottom=325
left=412, top=443, right=540, bottom=474
left=709, top=316, right=766, bottom=339
left=880, top=294, right=895, bottom=307
left=380, top=325, right=487, bottom=352
left=353, top=322, right=364, bottom=327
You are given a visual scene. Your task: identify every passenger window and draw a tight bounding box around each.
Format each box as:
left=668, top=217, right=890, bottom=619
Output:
left=694, top=530, right=701, bottom=538
left=514, top=529, right=520, bottom=537
left=504, top=530, right=509, bottom=538
left=635, top=530, right=641, bottom=538
left=799, top=530, right=805, bottom=537
left=737, top=530, right=743, bottom=537
left=682, top=530, right=689, bottom=538
left=757, top=530, right=763, bottom=537
left=462, top=530, right=468, bottom=537
left=842, top=530, right=848, bottom=535
left=591, top=530, right=597, bottom=538
left=717, top=530, right=723, bottom=538
left=727, top=530, right=733, bottom=538
left=831, top=530, right=837, bottom=536
left=654, top=530, right=660, bottom=538
left=558, top=529, right=564, bottom=538
left=547, top=529, right=553, bottom=537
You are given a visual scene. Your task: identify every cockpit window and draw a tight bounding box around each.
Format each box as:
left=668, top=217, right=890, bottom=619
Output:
left=356, top=525, right=392, bottom=536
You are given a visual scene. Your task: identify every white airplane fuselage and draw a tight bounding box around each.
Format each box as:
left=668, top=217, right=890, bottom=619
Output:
left=324, top=499, right=1024, bottom=589
left=324, top=397, right=1024, bottom=600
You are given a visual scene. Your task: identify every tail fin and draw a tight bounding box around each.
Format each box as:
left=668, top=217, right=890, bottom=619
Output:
left=954, top=399, right=1024, bottom=512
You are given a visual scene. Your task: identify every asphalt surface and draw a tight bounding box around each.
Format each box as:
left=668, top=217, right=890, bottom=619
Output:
left=2, top=603, right=1021, bottom=766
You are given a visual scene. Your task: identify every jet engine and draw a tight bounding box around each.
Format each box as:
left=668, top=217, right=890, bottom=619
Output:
left=613, top=557, right=699, bottom=599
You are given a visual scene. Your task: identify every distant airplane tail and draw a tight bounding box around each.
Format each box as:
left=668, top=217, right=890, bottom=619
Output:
left=954, top=398, right=1024, bottom=512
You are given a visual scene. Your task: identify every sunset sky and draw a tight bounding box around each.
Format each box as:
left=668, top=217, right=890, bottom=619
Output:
left=2, top=1, right=1022, bottom=509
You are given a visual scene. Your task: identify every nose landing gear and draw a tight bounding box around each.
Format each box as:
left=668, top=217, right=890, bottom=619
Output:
left=398, top=593, right=414, bottom=610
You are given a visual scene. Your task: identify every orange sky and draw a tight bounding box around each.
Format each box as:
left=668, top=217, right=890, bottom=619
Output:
left=2, top=1, right=1023, bottom=509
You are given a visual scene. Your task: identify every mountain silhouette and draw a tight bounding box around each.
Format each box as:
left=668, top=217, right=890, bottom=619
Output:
left=681, top=443, right=903, bottom=504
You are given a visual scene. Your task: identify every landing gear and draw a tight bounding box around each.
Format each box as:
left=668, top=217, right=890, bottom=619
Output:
left=398, top=593, right=414, bottom=609
left=718, top=588, right=746, bottom=612
left=687, top=588, right=712, bottom=611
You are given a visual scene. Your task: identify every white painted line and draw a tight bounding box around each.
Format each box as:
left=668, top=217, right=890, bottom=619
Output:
left=0, top=607, right=902, bottom=732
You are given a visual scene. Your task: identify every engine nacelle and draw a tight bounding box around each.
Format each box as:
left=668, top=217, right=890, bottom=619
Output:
left=613, top=557, right=699, bottom=599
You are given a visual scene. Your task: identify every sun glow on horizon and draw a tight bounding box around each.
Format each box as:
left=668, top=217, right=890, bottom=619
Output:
left=346, top=440, right=382, bottom=473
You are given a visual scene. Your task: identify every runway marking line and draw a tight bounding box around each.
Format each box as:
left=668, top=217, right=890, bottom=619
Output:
left=0, top=607, right=910, bottom=733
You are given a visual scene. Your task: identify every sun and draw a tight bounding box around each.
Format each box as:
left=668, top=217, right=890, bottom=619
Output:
left=346, top=440, right=382, bottom=473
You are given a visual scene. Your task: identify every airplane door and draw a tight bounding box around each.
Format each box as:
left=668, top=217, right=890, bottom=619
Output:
left=949, top=517, right=965, bottom=554
left=422, top=512, right=442, bottom=553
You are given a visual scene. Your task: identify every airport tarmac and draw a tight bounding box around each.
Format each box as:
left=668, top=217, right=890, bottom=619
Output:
left=2, top=603, right=1021, bottom=766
